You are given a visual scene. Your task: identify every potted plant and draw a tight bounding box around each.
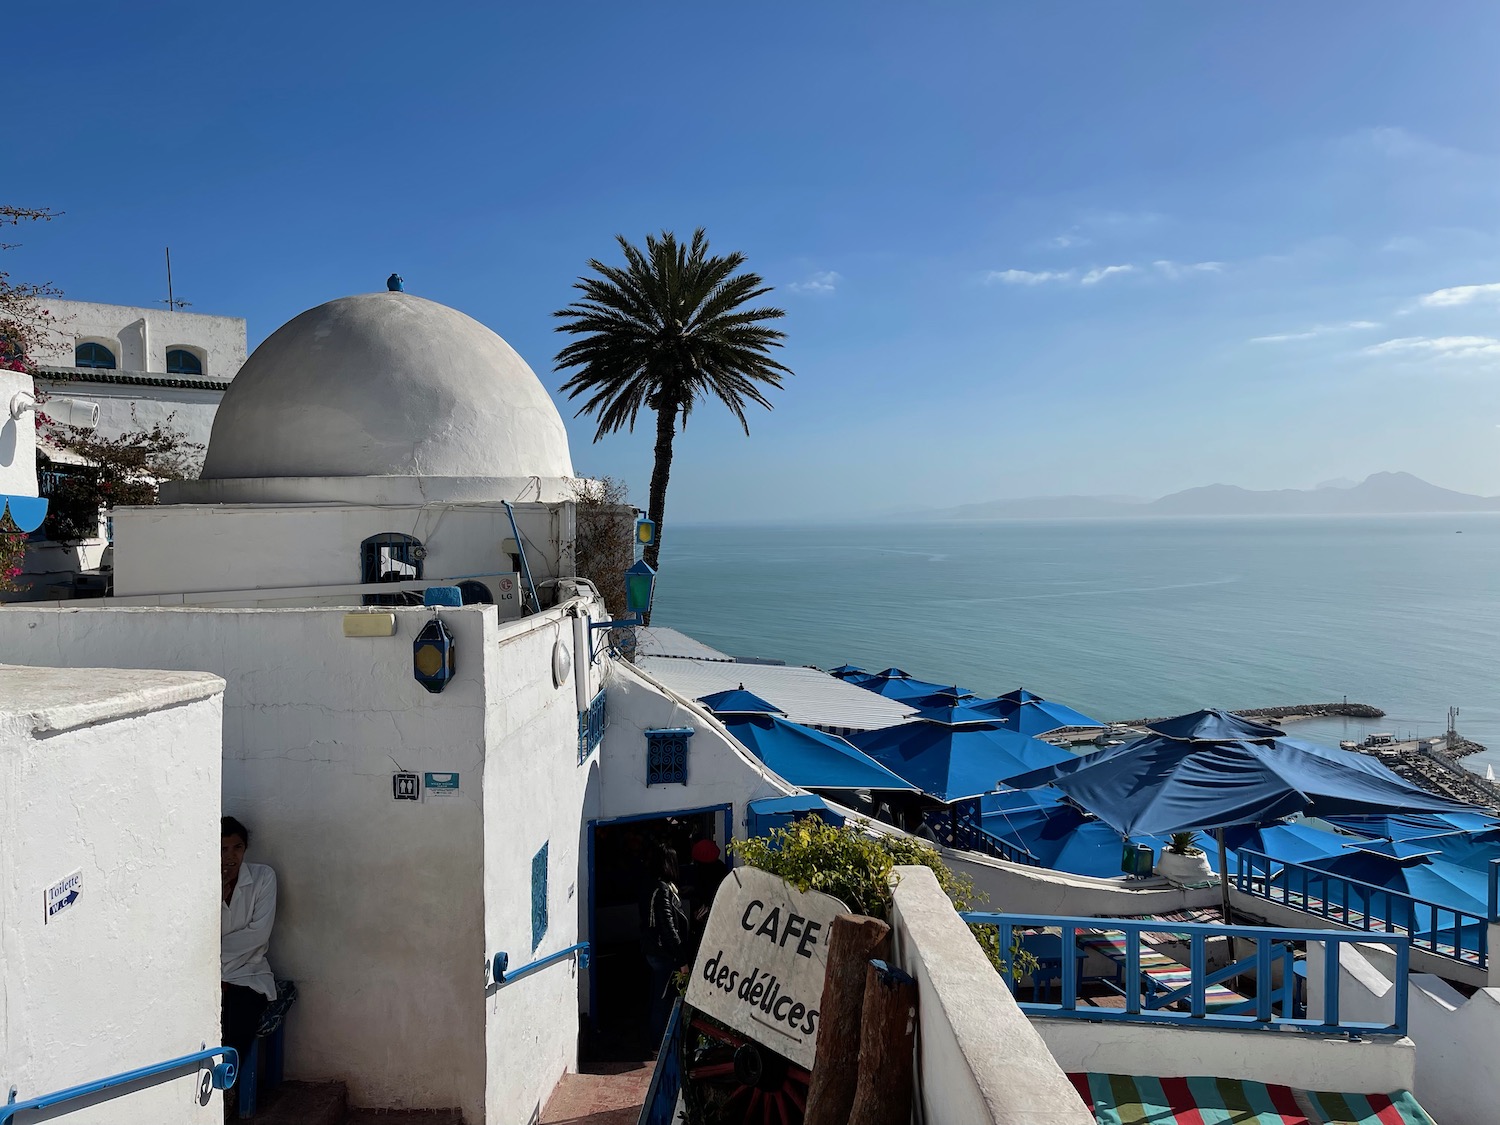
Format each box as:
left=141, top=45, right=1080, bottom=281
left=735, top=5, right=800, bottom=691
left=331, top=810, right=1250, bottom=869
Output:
left=1155, top=830, right=1214, bottom=886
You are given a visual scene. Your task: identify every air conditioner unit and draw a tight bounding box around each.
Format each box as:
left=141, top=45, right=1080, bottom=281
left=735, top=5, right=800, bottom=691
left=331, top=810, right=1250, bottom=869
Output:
left=456, top=573, right=524, bottom=619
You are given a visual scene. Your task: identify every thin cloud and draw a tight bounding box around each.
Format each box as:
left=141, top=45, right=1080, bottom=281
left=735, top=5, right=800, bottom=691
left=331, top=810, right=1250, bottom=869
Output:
left=1250, top=321, right=1381, bottom=345
left=1047, top=231, right=1089, bottom=250
left=788, top=270, right=841, bottom=295
left=1417, top=282, right=1500, bottom=308
left=1153, top=259, right=1223, bottom=279
left=985, top=268, right=1074, bottom=285
left=1080, top=264, right=1134, bottom=286
left=1363, top=335, right=1500, bottom=358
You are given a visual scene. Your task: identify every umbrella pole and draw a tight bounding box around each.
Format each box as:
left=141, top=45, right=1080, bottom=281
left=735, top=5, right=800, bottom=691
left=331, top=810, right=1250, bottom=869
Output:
left=1216, top=827, right=1236, bottom=962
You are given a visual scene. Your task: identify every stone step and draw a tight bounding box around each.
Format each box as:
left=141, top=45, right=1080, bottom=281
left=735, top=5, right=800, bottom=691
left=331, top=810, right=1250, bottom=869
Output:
left=344, top=1110, right=466, bottom=1124
left=241, top=1080, right=347, bottom=1125
left=539, top=1064, right=654, bottom=1125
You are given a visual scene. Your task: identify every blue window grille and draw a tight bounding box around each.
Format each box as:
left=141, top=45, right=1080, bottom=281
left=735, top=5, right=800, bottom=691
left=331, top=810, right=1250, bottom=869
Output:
left=74, top=341, right=116, bottom=369
left=645, top=728, right=693, bottom=786
left=578, top=688, right=606, bottom=764
left=531, top=842, right=548, bottom=951
left=165, top=348, right=203, bottom=374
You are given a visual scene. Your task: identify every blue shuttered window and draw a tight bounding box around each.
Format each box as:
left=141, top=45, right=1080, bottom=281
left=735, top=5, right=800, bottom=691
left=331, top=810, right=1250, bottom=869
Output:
left=530, top=842, right=548, bottom=951
left=578, top=688, right=606, bottom=763
left=645, top=728, right=693, bottom=786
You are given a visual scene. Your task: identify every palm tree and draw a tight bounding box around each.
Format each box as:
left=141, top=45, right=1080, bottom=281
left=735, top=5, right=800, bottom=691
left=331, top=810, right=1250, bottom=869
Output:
left=554, top=229, right=791, bottom=622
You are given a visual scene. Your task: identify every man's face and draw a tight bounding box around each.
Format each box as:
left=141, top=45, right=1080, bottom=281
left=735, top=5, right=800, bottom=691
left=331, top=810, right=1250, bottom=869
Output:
left=221, top=835, right=247, bottom=883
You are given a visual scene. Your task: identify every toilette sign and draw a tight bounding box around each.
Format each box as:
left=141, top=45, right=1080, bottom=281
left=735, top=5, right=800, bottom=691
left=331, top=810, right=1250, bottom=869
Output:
left=685, top=866, right=846, bottom=1070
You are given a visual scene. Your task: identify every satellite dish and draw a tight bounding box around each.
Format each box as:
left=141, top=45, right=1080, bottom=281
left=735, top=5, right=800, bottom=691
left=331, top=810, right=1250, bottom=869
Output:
left=552, top=639, right=571, bottom=688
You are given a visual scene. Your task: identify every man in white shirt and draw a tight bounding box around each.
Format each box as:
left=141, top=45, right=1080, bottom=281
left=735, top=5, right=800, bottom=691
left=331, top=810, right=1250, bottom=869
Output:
left=221, top=816, right=277, bottom=1088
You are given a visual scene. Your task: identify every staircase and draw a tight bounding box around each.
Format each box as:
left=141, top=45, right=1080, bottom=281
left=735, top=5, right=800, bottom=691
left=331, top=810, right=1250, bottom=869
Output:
left=240, top=1081, right=465, bottom=1125
left=539, top=1062, right=654, bottom=1125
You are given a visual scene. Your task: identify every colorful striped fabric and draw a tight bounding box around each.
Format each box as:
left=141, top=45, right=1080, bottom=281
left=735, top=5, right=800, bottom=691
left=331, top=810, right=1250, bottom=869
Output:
left=1079, top=931, right=1251, bottom=1012
left=1068, top=1072, right=1438, bottom=1125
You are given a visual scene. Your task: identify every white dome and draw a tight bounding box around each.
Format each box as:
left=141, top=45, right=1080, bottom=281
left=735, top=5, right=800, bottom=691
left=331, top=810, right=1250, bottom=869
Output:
left=201, top=292, right=573, bottom=483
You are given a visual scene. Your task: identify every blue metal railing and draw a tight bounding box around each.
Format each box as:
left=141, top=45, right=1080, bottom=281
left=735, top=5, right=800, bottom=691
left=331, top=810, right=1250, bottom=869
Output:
left=637, top=997, right=683, bottom=1125
left=925, top=803, right=1043, bottom=868
left=578, top=688, right=606, bottom=764
left=490, top=942, right=590, bottom=988
left=961, top=911, right=1409, bottom=1036
left=1235, top=849, right=1500, bottom=968
left=2, top=1046, right=237, bottom=1124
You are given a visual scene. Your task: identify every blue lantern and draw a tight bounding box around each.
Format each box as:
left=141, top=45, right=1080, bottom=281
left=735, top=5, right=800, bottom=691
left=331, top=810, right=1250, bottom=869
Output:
left=624, top=558, right=656, bottom=617
left=635, top=518, right=656, bottom=547
left=413, top=616, right=456, bottom=693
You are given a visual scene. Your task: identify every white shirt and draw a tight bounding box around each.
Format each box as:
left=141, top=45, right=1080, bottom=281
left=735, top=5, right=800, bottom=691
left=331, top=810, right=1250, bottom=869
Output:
left=222, top=861, right=277, bottom=1000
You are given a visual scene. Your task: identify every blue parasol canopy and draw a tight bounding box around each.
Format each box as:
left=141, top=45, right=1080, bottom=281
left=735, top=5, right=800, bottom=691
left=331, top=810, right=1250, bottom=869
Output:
left=908, top=702, right=998, bottom=726
left=978, top=790, right=1171, bottom=878
left=827, top=664, right=866, bottom=679
left=1143, top=708, right=1285, bottom=742
left=1220, top=821, right=1352, bottom=866
left=858, top=675, right=967, bottom=702
left=984, top=699, right=1102, bottom=736
left=721, top=714, right=917, bottom=793
left=851, top=722, right=1071, bottom=803
left=698, top=688, right=785, bottom=715
left=1002, top=714, right=1470, bottom=837
left=1294, top=842, right=1493, bottom=942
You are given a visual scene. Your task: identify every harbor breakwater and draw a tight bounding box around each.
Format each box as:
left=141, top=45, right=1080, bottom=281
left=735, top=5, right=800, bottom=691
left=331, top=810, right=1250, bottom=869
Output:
left=1115, top=702, right=1386, bottom=726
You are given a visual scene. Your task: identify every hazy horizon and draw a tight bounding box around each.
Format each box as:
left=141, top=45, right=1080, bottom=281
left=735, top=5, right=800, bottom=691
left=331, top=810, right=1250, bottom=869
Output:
left=9, top=3, right=1500, bottom=520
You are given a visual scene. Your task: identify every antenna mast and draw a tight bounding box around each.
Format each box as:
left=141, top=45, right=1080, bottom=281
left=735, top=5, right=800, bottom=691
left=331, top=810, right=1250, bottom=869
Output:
left=161, top=247, right=191, bottom=310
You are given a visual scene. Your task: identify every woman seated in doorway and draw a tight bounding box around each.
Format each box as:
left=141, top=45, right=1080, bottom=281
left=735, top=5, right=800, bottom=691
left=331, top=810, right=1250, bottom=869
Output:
left=221, top=816, right=277, bottom=1088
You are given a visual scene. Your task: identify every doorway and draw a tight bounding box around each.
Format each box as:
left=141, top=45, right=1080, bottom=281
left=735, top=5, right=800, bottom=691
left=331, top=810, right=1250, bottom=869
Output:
left=585, top=803, right=733, bottom=1061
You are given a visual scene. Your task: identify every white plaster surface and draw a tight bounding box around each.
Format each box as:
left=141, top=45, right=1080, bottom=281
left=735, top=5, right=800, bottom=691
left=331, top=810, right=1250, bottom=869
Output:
left=948, top=850, right=1222, bottom=918
left=1308, top=940, right=1500, bottom=1124
left=32, top=375, right=228, bottom=457
left=200, top=293, right=573, bottom=488
left=0, top=602, right=607, bottom=1123
left=30, top=300, right=247, bottom=377
left=1, top=370, right=39, bottom=499
left=0, top=667, right=224, bottom=1125
left=889, top=865, right=1093, bottom=1125
left=1034, top=1020, right=1414, bottom=1099
left=109, top=501, right=566, bottom=605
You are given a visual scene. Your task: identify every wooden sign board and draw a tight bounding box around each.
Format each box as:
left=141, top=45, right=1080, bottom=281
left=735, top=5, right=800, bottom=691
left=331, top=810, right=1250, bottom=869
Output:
left=685, top=866, right=848, bottom=1070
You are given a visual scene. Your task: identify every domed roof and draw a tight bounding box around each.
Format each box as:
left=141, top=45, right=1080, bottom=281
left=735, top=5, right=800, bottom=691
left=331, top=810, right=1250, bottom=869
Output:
left=201, top=292, right=573, bottom=483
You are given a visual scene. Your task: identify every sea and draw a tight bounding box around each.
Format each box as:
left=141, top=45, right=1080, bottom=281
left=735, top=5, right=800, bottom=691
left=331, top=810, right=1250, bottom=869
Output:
left=648, top=514, right=1500, bottom=776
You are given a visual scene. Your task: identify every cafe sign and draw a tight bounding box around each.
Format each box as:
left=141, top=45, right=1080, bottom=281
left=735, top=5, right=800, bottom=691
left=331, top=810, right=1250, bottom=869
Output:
left=685, top=866, right=847, bottom=1070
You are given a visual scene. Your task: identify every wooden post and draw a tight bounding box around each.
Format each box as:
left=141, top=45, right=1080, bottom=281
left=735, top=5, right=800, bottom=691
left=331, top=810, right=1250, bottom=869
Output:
left=848, top=960, right=918, bottom=1125
left=803, top=915, right=891, bottom=1125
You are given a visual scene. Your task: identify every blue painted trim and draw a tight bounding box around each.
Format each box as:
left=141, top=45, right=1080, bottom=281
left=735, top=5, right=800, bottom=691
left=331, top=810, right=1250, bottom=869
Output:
left=588, top=615, right=643, bottom=661
left=491, top=942, right=590, bottom=987
left=2, top=1047, right=238, bottom=1124
left=499, top=500, right=540, bottom=615
left=962, top=911, right=1410, bottom=1036
left=638, top=997, right=683, bottom=1125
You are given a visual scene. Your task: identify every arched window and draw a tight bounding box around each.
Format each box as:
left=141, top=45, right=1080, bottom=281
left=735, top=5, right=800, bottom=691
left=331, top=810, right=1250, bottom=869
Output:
left=165, top=348, right=203, bottom=375
left=74, top=342, right=116, bottom=370
left=361, top=533, right=424, bottom=607
left=457, top=579, right=494, bottom=605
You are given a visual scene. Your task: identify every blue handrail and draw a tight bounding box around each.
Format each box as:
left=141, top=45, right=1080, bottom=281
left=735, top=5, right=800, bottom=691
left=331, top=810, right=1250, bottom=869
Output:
left=491, top=941, right=590, bottom=988
left=1235, top=848, right=1494, bottom=967
left=962, top=911, right=1409, bottom=1036
left=2, top=1046, right=237, bottom=1125
left=637, top=997, right=683, bottom=1125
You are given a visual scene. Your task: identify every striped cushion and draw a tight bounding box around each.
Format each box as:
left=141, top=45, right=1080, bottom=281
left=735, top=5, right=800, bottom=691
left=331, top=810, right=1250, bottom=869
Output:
left=1079, top=932, right=1250, bottom=1012
left=1070, top=1073, right=1437, bottom=1124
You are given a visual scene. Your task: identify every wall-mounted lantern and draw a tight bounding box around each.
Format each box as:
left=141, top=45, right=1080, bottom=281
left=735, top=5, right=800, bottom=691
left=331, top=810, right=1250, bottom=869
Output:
left=413, top=597, right=457, bottom=694
left=624, top=559, right=656, bottom=617
left=635, top=518, right=656, bottom=547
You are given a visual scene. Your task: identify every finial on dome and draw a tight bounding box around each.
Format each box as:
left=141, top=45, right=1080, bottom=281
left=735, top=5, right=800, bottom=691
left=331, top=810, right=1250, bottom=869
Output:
left=387, top=273, right=404, bottom=292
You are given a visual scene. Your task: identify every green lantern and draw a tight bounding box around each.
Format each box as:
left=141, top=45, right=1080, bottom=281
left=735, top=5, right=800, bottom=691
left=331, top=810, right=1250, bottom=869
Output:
left=624, top=558, right=656, bottom=617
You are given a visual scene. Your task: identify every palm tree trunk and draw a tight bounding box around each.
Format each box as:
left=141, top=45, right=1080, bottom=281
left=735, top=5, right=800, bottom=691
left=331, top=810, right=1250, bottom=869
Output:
left=641, top=401, right=676, bottom=624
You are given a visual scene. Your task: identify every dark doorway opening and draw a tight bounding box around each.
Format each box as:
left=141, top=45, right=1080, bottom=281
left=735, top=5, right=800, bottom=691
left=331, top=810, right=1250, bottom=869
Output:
left=585, top=804, right=732, bottom=1063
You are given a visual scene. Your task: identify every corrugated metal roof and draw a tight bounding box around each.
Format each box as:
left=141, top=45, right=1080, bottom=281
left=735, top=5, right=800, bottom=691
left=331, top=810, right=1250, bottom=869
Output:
left=637, top=656, right=916, bottom=734
left=632, top=627, right=734, bottom=662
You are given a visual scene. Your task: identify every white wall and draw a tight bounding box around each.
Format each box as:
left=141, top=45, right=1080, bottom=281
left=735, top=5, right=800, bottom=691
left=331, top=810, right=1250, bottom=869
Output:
left=0, top=605, right=496, bottom=1118
left=1034, top=1020, right=1414, bottom=1098
left=888, top=865, right=1093, bottom=1125
left=481, top=607, right=603, bottom=1125
left=0, top=664, right=224, bottom=1125
left=948, top=850, right=1222, bottom=919
left=110, top=501, right=567, bottom=604
left=1, top=369, right=38, bottom=498
left=1308, top=941, right=1500, bottom=1125
left=32, top=376, right=228, bottom=454
left=33, top=300, right=247, bottom=377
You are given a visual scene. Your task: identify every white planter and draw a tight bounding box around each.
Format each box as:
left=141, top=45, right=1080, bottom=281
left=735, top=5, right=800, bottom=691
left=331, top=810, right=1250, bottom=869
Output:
left=1155, top=848, right=1214, bottom=887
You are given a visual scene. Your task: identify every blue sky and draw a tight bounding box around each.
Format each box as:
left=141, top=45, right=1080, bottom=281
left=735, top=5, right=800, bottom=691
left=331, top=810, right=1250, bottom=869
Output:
left=9, top=2, right=1500, bottom=519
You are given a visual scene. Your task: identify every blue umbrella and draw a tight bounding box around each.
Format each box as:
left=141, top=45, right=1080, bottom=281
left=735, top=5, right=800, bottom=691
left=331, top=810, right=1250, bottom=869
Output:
left=907, top=702, right=997, bottom=726
left=697, top=688, right=784, bottom=715
left=972, top=691, right=1101, bottom=735
left=1144, top=708, right=1287, bottom=742
left=1220, top=821, right=1352, bottom=866
left=1325, top=811, right=1500, bottom=839
left=859, top=675, right=966, bottom=702
left=1002, top=712, right=1469, bottom=838
left=850, top=721, right=1070, bottom=803
left=721, top=714, right=918, bottom=793
left=827, top=664, right=866, bottom=679
left=978, top=791, right=1172, bottom=878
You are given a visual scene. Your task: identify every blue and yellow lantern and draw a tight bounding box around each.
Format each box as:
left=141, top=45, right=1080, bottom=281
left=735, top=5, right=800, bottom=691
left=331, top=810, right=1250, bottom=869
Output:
left=413, top=616, right=456, bottom=693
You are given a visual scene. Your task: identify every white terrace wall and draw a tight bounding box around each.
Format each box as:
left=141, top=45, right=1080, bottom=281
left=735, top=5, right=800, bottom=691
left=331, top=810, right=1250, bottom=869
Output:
left=1, top=369, right=39, bottom=499
left=0, top=666, right=224, bottom=1125
left=1307, top=941, right=1500, bottom=1125
left=110, top=501, right=568, bottom=603
left=0, top=605, right=505, bottom=1119
left=947, top=850, right=1222, bottom=918
left=888, top=865, right=1093, bottom=1125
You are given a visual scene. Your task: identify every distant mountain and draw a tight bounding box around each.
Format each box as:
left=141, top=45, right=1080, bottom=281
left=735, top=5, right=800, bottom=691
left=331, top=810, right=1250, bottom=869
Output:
left=925, top=473, right=1500, bottom=520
